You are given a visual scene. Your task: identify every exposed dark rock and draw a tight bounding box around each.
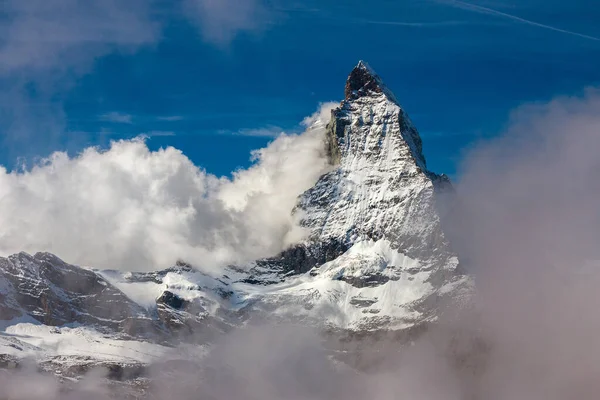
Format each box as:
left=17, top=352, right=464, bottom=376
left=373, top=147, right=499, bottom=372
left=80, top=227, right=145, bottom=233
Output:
left=37, top=357, right=148, bottom=381
left=255, top=239, right=350, bottom=276
left=345, top=60, right=385, bottom=100
left=349, top=298, right=378, bottom=308
left=156, top=291, right=187, bottom=310
left=0, top=354, right=19, bottom=370
left=340, top=274, right=394, bottom=288
left=325, top=108, right=347, bottom=165
left=0, top=252, right=149, bottom=330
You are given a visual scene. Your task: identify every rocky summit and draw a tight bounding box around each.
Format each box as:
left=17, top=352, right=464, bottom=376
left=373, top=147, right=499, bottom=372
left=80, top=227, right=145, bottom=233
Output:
left=0, top=61, right=470, bottom=379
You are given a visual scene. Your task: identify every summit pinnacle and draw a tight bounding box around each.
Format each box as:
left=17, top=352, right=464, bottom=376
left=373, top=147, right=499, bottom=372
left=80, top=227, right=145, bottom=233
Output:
left=344, top=60, right=395, bottom=102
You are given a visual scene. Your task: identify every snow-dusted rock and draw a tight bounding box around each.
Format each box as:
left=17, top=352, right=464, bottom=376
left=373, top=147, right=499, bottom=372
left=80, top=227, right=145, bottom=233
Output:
left=241, top=61, right=470, bottom=330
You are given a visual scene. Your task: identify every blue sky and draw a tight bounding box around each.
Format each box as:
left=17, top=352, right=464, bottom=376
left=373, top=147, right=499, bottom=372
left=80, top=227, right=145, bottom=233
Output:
left=1, top=0, right=599, bottom=178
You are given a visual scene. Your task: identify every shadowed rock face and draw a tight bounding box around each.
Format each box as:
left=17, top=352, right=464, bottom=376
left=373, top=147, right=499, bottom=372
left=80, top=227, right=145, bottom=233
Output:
left=0, top=252, right=148, bottom=329
left=0, top=252, right=240, bottom=349
left=157, top=291, right=187, bottom=310
left=252, top=239, right=350, bottom=276
left=345, top=60, right=386, bottom=100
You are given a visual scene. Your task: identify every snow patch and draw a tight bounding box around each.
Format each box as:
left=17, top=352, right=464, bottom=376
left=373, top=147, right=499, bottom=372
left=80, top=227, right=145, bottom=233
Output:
left=2, top=323, right=170, bottom=363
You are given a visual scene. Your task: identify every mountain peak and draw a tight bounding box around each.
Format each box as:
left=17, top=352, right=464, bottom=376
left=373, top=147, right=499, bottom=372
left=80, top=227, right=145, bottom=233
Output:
left=345, top=60, right=396, bottom=102
left=301, top=61, right=448, bottom=251
left=334, top=61, right=426, bottom=170
left=355, top=60, right=374, bottom=73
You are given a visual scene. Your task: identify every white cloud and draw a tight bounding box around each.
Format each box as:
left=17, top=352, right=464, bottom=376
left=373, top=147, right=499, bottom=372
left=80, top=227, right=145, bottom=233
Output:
left=445, top=0, right=600, bottom=42
left=0, top=0, right=160, bottom=156
left=183, top=0, right=272, bottom=45
left=443, top=87, right=600, bottom=399
left=301, top=101, right=339, bottom=127
left=100, top=112, right=134, bottom=124
left=220, top=102, right=339, bottom=138
left=140, top=130, right=176, bottom=137
left=0, top=103, right=335, bottom=272
left=156, top=116, right=184, bottom=122
left=235, top=125, right=284, bottom=137
left=0, top=0, right=159, bottom=75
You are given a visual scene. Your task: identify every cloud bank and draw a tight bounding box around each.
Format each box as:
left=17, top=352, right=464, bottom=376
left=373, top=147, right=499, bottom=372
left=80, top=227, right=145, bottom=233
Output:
left=0, top=103, right=336, bottom=272
left=0, top=0, right=327, bottom=272
left=441, top=87, right=600, bottom=399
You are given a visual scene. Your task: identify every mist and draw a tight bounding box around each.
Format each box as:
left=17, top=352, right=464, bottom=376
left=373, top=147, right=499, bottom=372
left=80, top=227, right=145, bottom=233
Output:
left=445, top=88, right=600, bottom=399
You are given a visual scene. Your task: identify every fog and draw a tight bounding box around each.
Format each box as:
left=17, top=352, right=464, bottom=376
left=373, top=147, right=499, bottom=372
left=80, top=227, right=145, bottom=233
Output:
left=445, top=88, right=600, bottom=399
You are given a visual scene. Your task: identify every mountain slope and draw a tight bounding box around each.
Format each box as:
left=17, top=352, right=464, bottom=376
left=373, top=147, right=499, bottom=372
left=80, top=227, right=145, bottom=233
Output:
left=0, top=61, right=470, bottom=373
left=240, top=61, right=469, bottom=330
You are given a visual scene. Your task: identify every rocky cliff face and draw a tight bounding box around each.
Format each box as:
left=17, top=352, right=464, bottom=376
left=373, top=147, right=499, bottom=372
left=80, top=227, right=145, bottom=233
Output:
left=301, top=61, right=454, bottom=264
left=0, top=252, right=152, bottom=333
left=0, top=61, right=470, bottom=375
left=241, top=61, right=469, bottom=330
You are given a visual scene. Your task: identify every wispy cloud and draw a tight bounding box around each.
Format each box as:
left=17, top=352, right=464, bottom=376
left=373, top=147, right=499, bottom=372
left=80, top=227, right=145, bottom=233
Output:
left=0, top=0, right=160, bottom=75
left=445, top=0, right=600, bottom=42
left=99, top=112, right=133, bottom=124
left=235, top=126, right=284, bottom=138
left=215, top=125, right=285, bottom=138
left=318, top=16, right=472, bottom=28
left=182, top=0, right=273, bottom=46
left=224, top=103, right=339, bottom=138
left=0, top=0, right=160, bottom=160
left=140, top=130, right=176, bottom=137
left=156, top=115, right=184, bottom=122
left=361, top=19, right=469, bottom=27
left=278, top=6, right=476, bottom=29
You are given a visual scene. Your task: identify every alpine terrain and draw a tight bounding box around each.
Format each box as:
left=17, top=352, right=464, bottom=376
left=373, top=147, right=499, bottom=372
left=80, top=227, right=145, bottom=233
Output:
left=0, top=62, right=470, bottom=383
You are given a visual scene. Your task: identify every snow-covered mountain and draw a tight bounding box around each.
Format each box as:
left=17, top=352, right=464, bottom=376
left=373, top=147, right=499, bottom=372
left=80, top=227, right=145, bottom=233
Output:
left=0, top=61, right=470, bottom=378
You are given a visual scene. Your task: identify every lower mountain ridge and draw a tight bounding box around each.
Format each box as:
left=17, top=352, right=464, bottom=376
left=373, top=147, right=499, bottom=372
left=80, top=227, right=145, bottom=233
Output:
left=0, top=62, right=471, bottom=386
